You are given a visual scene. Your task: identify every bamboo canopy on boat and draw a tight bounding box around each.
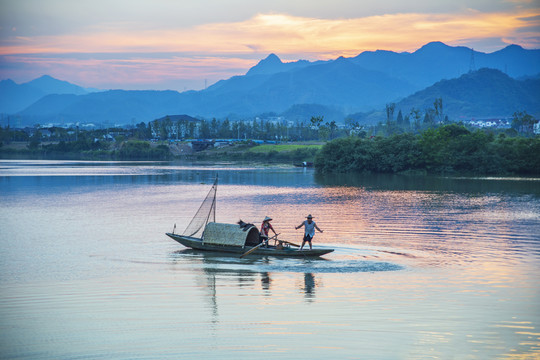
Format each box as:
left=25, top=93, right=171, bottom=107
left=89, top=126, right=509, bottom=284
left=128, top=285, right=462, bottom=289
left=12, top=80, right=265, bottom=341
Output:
left=202, top=222, right=259, bottom=247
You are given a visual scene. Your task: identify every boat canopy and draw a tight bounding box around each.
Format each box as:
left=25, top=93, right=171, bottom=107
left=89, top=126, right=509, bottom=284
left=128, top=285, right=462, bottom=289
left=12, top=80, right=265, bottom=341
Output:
left=202, top=222, right=260, bottom=247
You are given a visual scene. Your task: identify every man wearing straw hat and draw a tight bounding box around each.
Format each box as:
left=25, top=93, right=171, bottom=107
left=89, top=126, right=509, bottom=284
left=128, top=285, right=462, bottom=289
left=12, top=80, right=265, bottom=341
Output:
left=295, top=214, right=323, bottom=250
left=260, top=216, right=277, bottom=246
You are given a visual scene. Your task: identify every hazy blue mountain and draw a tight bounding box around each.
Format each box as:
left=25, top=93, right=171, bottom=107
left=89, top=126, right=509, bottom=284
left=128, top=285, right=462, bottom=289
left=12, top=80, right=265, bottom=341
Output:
left=19, top=90, right=185, bottom=125
left=0, top=75, right=89, bottom=115
left=0, top=79, right=46, bottom=114
left=6, top=42, right=540, bottom=126
left=245, top=53, right=314, bottom=76
left=199, top=43, right=539, bottom=118
left=242, top=42, right=540, bottom=87
left=201, top=56, right=415, bottom=117
left=26, top=75, right=88, bottom=95
left=351, top=41, right=540, bottom=89
left=484, top=45, right=540, bottom=77
left=395, top=68, right=540, bottom=118
left=280, top=104, right=345, bottom=122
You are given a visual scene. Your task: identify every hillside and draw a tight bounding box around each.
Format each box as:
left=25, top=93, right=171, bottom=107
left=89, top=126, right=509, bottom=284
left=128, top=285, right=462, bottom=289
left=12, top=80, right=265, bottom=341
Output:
left=395, top=68, right=540, bottom=119
left=19, top=90, right=185, bottom=125
left=204, top=56, right=415, bottom=115
left=0, top=75, right=89, bottom=115
left=0, top=79, right=46, bottom=114
left=350, top=42, right=540, bottom=89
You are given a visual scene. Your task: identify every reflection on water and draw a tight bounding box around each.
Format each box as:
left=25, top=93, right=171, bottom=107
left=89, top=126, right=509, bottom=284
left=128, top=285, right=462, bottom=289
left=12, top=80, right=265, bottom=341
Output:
left=0, top=159, right=319, bottom=191
left=171, top=250, right=324, bottom=303
left=303, top=273, right=316, bottom=301
left=316, top=172, right=540, bottom=195
left=1, top=160, right=539, bottom=359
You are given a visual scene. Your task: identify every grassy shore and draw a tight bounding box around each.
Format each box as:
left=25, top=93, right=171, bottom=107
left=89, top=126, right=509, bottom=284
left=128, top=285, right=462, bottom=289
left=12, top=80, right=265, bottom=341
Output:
left=0, top=140, right=324, bottom=164
left=191, top=142, right=323, bottom=163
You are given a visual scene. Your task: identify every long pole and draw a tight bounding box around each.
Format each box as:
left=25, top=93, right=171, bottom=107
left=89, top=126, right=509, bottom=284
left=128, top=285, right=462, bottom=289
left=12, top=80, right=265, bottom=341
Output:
left=240, top=233, right=280, bottom=258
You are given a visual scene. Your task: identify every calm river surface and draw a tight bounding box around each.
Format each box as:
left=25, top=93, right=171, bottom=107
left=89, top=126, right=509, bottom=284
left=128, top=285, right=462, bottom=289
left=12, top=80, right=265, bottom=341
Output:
left=1, top=160, right=539, bottom=359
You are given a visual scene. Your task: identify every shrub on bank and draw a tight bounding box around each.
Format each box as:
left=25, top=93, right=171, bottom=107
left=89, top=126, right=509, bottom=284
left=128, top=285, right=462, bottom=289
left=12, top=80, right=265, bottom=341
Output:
left=1, top=140, right=172, bottom=161
left=118, top=141, right=171, bottom=160
left=193, top=143, right=322, bottom=163
left=315, top=125, right=540, bottom=175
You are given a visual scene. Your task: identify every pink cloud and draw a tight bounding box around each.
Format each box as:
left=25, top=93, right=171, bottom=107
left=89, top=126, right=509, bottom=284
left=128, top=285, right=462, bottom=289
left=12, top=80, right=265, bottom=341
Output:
left=0, top=54, right=256, bottom=90
left=1, top=9, right=538, bottom=89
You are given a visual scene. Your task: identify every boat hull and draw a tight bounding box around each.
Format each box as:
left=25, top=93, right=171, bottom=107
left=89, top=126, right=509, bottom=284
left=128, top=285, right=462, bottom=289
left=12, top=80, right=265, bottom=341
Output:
left=166, top=233, right=333, bottom=257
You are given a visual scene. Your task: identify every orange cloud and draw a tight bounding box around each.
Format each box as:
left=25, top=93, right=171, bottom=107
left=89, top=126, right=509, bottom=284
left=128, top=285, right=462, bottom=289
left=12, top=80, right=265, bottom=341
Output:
left=1, top=9, right=538, bottom=89
left=1, top=9, right=538, bottom=58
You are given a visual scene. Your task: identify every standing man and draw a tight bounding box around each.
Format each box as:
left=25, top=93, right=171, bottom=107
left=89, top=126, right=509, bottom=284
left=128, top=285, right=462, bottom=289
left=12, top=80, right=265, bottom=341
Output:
left=260, top=216, right=276, bottom=246
left=295, top=214, right=323, bottom=250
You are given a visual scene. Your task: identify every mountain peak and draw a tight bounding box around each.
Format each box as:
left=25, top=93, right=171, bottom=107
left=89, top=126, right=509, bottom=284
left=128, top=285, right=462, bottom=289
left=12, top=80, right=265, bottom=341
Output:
left=246, top=53, right=285, bottom=76
left=0, top=78, right=17, bottom=86
left=25, top=75, right=88, bottom=95
left=397, top=66, right=538, bottom=118
left=28, top=75, right=68, bottom=87
left=499, top=44, right=525, bottom=53
left=263, top=53, right=282, bottom=64
left=416, top=41, right=452, bottom=53
left=332, top=56, right=354, bottom=67
left=35, top=75, right=55, bottom=81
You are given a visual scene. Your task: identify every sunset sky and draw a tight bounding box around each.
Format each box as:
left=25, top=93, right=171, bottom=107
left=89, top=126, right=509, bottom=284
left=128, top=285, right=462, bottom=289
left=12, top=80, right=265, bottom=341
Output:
left=1, top=0, right=539, bottom=91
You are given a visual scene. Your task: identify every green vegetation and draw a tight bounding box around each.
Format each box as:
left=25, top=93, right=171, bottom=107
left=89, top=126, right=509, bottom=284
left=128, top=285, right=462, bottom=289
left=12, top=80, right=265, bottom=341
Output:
left=117, top=141, right=171, bottom=160
left=315, top=124, right=540, bottom=175
left=247, top=144, right=322, bottom=153
left=394, top=69, right=540, bottom=120
left=151, top=115, right=348, bottom=142
left=0, top=125, right=171, bottom=160
left=1, top=107, right=538, bottom=174
left=193, top=142, right=322, bottom=163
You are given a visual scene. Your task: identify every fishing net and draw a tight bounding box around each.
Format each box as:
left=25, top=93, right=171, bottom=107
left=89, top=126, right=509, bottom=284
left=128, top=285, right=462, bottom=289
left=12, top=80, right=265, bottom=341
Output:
left=182, top=177, right=217, bottom=238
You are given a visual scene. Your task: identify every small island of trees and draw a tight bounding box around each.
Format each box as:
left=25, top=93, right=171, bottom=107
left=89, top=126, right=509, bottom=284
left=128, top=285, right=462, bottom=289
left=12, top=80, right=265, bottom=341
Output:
left=315, top=123, right=539, bottom=175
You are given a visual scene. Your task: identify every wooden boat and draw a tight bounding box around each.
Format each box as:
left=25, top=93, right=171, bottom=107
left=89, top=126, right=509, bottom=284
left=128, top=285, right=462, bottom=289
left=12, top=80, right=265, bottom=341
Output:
left=166, top=231, right=334, bottom=257
left=166, top=177, right=334, bottom=258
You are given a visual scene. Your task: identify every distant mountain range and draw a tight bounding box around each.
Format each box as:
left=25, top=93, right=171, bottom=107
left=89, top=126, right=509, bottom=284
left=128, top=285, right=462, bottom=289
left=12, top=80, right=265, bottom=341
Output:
left=396, top=68, right=540, bottom=119
left=1, top=42, right=539, bottom=127
left=0, top=75, right=89, bottom=115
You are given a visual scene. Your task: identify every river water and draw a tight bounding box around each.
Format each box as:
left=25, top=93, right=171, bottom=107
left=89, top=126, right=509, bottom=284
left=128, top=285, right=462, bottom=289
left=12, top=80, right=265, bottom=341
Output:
left=1, top=160, right=539, bottom=359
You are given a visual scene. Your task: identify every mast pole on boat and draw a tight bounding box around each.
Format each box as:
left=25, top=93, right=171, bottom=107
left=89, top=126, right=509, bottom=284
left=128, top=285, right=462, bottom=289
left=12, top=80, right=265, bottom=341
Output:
left=212, top=174, right=217, bottom=223
left=201, top=175, right=218, bottom=232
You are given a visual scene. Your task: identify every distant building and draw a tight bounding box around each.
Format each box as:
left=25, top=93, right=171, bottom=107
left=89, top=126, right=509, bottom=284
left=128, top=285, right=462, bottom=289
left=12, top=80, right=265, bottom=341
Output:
left=40, top=129, right=52, bottom=138
left=151, top=114, right=202, bottom=139
left=466, top=118, right=511, bottom=129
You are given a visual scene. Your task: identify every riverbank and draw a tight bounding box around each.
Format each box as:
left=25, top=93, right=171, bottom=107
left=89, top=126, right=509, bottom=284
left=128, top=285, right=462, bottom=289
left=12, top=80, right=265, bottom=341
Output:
left=189, top=142, right=322, bottom=163
left=316, top=125, right=540, bottom=176
left=3, top=125, right=539, bottom=176
left=0, top=140, right=323, bottom=164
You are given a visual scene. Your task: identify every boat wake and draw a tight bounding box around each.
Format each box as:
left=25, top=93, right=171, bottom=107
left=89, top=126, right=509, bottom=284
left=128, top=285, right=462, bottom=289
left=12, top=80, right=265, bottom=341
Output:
left=258, top=260, right=404, bottom=273
left=170, top=249, right=404, bottom=273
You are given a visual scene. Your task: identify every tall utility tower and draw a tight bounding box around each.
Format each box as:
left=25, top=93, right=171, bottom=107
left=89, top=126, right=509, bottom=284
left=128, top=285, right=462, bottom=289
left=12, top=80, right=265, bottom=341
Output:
left=469, top=48, right=476, bottom=73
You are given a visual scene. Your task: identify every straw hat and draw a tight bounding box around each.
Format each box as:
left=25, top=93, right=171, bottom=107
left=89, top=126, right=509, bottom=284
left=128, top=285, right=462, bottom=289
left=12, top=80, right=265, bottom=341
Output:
left=263, top=216, right=272, bottom=222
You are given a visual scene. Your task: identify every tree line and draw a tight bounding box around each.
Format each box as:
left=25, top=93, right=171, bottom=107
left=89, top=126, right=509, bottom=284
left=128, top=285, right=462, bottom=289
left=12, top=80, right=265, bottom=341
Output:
left=0, top=125, right=171, bottom=160
left=149, top=116, right=347, bottom=141
left=315, top=124, right=540, bottom=175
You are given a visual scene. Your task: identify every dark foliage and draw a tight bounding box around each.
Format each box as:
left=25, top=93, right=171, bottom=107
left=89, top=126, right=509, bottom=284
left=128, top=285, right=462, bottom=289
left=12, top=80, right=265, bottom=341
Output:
left=315, top=124, right=540, bottom=175
left=117, top=141, right=171, bottom=160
